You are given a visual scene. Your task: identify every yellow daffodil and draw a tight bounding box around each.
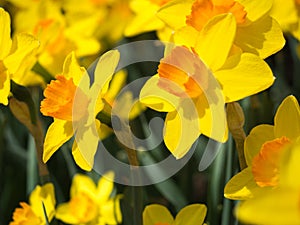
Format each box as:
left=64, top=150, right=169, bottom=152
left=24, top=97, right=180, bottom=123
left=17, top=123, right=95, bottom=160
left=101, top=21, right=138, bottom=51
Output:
left=40, top=50, right=120, bottom=171
left=0, top=8, right=39, bottom=105
left=270, top=0, right=300, bottom=40
left=224, top=95, right=300, bottom=200
left=8, top=0, right=100, bottom=76
left=140, top=16, right=275, bottom=159
left=157, top=0, right=285, bottom=59
left=143, top=204, right=207, bottom=225
left=124, top=0, right=173, bottom=39
left=55, top=172, right=122, bottom=225
left=10, top=183, right=56, bottom=225
left=236, top=139, right=300, bottom=225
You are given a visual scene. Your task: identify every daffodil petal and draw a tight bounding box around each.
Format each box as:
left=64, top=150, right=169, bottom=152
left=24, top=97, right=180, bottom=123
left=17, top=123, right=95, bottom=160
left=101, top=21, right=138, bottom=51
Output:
left=72, top=142, right=92, bottom=171
left=164, top=99, right=200, bottom=159
left=0, top=70, right=10, bottom=105
left=30, top=183, right=56, bottom=222
left=194, top=14, right=236, bottom=71
left=274, top=95, right=300, bottom=140
left=173, top=26, right=199, bottom=49
left=214, top=53, right=274, bottom=102
left=236, top=188, right=300, bottom=225
left=0, top=8, right=12, bottom=60
left=43, top=119, right=74, bottom=163
left=4, top=33, right=39, bottom=74
left=56, top=203, right=80, bottom=224
left=96, top=171, right=114, bottom=202
left=70, top=174, right=97, bottom=198
left=224, top=167, right=261, bottom=200
left=140, top=75, right=180, bottom=112
left=238, top=0, right=273, bottom=22
left=143, top=204, right=174, bottom=225
left=175, top=204, right=207, bottom=225
left=157, top=0, right=194, bottom=29
left=100, top=198, right=121, bottom=224
left=235, top=16, right=285, bottom=59
left=244, top=124, right=275, bottom=166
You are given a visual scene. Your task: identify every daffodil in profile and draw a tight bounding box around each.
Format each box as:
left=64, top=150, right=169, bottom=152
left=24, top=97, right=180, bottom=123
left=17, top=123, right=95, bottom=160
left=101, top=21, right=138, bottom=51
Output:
left=10, top=183, right=56, bottom=225
left=224, top=95, right=300, bottom=200
left=143, top=204, right=207, bottom=225
left=0, top=8, right=39, bottom=105
left=236, top=139, right=300, bottom=225
left=270, top=0, right=300, bottom=40
left=40, top=50, right=120, bottom=171
left=157, top=0, right=285, bottom=59
left=55, top=172, right=122, bottom=225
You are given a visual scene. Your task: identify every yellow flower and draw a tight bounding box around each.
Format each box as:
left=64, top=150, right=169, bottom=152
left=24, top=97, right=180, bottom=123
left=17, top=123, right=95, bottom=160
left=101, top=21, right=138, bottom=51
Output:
left=40, top=50, right=120, bottom=171
left=224, top=95, right=300, bottom=200
left=55, top=172, right=122, bottom=225
left=270, top=0, right=300, bottom=40
left=143, top=204, right=207, bottom=225
left=10, top=183, right=56, bottom=225
left=0, top=8, right=39, bottom=105
left=236, top=139, right=300, bottom=225
left=124, top=0, right=172, bottom=39
left=140, top=21, right=275, bottom=158
left=157, top=0, right=285, bottom=59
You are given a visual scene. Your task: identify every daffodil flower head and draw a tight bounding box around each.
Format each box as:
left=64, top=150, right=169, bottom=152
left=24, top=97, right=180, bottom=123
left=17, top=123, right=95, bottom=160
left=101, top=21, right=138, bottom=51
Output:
left=9, top=183, right=56, bottom=225
left=55, top=172, right=122, bottom=225
left=224, top=95, right=300, bottom=200
left=143, top=204, right=207, bottom=225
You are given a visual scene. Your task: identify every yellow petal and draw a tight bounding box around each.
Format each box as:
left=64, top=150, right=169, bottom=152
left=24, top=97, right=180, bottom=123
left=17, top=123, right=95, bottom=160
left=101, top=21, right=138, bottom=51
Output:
left=224, top=167, right=262, bottom=200
left=274, top=95, right=300, bottom=140
left=72, top=142, right=92, bottom=171
left=140, top=75, right=180, bottom=112
left=164, top=99, right=200, bottom=159
left=55, top=203, right=80, bottom=224
left=236, top=188, right=300, bottom=225
left=0, top=8, right=12, bottom=60
left=0, top=70, right=10, bottom=105
left=214, top=53, right=274, bottom=102
left=43, top=119, right=74, bottom=162
left=235, top=16, right=285, bottom=59
left=173, top=26, right=199, bottom=49
left=194, top=13, right=236, bottom=71
left=143, top=204, right=174, bottom=225
left=238, top=0, right=273, bottom=22
left=157, top=0, right=194, bottom=29
left=244, top=124, right=275, bottom=166
left=104, top=70, right=127, bottom=104
left=175, top=204, right=207, bottom=225
left=100, top=197, right=122, bottom=224
left=70, top=174, right=96, bottom=198
left=96, top=171, right=114, bottom=202
left=29, top=183, right=56, bottom=222
left=4, top=33, right=39, bottom=74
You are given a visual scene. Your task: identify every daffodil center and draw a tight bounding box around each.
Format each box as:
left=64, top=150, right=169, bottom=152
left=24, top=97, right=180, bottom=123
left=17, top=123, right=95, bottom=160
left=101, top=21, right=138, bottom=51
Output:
left=252, top=136, right=291, bottom=187
left=150, top=0, right=170, bottom=6
left=69, top=192, right=98, bottom=223
left=186, top=0, right=247, bottom=31
left=295, top=0, right=300, bottom=5
left=11, top=202, right=42, bottom=225
left=158, top=46, right=209, bottom=98
left=40, top=75, right=88, bottom=121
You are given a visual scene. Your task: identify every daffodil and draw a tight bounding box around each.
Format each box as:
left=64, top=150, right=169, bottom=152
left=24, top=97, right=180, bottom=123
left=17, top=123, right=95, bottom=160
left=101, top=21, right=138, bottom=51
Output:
left=270, top=0, right=300, bottom=40
left=40, top=50, right=120, bottom=171
left=224, top=95, right=300, bottom=200
left=236, top=139, right=300, bottom=225
left=9, top=183, right=56, bottom=225
left=157, top=0, right=285, bottom=59
left=143, top=204, right=207, bottom=225
left=55, top=172, right=122, bottom=225
left=0, top=8, right=39, bottom=105
left=124, top=0, right=173, bottom=39
left=140, top=15, right=275, bottom=159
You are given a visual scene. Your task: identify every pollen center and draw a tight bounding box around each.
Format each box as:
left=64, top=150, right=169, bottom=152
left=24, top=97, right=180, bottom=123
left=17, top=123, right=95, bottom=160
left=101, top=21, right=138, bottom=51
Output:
left=186, top=0, right=247, bottom=31
left=252, top=136, right=291, bottom=187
